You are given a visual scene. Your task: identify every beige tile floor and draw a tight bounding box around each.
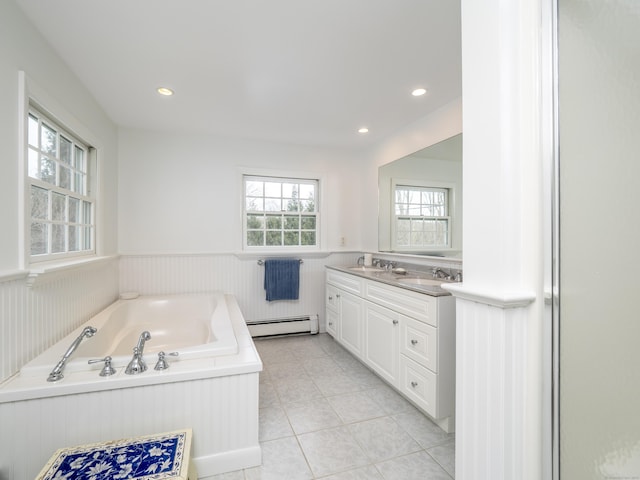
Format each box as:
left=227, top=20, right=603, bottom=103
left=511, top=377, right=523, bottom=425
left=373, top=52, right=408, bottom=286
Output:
left=211, top=333, right=455, bottom=480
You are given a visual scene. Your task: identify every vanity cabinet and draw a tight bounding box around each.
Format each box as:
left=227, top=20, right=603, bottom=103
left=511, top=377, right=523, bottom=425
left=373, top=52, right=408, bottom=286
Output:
left=325, top=270, right=365, bottom=358
left=325, top=267, right=455, bottom=432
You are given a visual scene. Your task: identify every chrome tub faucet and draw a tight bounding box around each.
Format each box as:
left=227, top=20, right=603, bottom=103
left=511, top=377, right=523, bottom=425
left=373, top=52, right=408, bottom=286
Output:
left=47, top=326, right=98, bottom=382
left=125, top=331, right=151, bottom=375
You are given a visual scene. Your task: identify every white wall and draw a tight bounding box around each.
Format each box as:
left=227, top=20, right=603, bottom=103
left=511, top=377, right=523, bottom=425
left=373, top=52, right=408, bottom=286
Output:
left=118, top=128, right=366, bottom=254
left=0, top=2, right=119, bottom=383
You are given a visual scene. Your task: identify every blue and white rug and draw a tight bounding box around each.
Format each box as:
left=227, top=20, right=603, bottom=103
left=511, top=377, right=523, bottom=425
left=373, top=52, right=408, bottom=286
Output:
left=37, top=429, right=192, bottom=480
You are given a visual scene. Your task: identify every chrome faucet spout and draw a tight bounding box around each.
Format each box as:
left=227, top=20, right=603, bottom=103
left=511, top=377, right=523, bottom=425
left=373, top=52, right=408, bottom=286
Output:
left=47, top=326, right=98, bottom=382
left=126, top=331, right=152, bottom=375
left=136, top=331, right=151, bottom=356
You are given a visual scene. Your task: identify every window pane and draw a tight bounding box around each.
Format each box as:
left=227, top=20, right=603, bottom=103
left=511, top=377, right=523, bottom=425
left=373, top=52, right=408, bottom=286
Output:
left=284, top=216, right=299, bottom=229
left=246, top=197, right=263, bottom=211
left=52, top=193, right=66, bottom=221
left=247, top=231, right=264, bottom=246
left=68, top=197, right=80, bottom=223
left=284, top=231, right=299, bottom=246
left=301, top=231, right=316, bottom=245
left=266, top=231, right=281, bottom=246
left=68, top=225, right=79, bottom=252
left=83, top=226, right=93, bottom=250
left=60, top=136, right=72, bottom=164
left=265, top=215, right=281, bottom=229
left=264, top=198, right=281, bottom=211
left=282, top=183, right=296, bottom=198
left=245, top=180, right=263, bottom=197
left=74, top=172, right=84, bottom=194
left=301, top=215, right=316, bottom=229
left=74, top=145, right=85, bottom=171
left=301, top=199, right=315, bottom=212
left=31, top=186, right=49, bottom=220
left=83, top=201, right=92, bottom=224
left=30, top=222, right=48, bottom=255
left=247, top=214, right=264, bottom=229
left=52, top=224, right=65, bottom=253
left=264, top=182, right=281, bottom=197
left=28, top=114, right=39, bottom=147
left=40, top=157, right=56, bottom=184
left=59, top=165, right=71, bottom=190
left=41, top=123, right=57, bottom=155
left=28, top=149, right=39, bottom=178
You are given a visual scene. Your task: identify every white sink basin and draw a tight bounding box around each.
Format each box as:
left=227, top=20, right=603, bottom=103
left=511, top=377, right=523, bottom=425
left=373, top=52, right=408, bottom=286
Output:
left=397, top=277, right=445, bottom=287
left=348, top=266, right=385, bottom=273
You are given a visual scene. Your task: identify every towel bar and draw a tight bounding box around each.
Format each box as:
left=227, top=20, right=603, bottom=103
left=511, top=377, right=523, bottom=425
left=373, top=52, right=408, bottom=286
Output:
left=258, top=259, right=303, bottom=265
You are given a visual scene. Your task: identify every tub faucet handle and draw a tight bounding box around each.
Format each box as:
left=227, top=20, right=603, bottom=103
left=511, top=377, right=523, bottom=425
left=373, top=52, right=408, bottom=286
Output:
left=88, top=356, right=116, bottom=377
left=154, top=351, right=179, bottom=371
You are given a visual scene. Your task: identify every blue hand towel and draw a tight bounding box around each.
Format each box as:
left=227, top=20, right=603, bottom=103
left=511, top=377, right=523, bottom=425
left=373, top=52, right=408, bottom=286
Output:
left=264, top=258, right=300, bottom=301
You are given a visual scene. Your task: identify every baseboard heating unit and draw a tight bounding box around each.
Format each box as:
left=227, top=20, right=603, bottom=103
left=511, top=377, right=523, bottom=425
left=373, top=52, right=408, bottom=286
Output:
left=247, top=314, right=319, bottom=337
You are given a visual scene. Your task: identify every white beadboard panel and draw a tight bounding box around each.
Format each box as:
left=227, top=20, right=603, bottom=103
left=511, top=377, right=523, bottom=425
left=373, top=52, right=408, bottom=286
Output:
left=455, top=297, right=529, bottom=480
left=119, top=252, right=358, bottom=331
left=0, top=372, right=259, bottom=479
left=0, top=259, right=119, bottom=383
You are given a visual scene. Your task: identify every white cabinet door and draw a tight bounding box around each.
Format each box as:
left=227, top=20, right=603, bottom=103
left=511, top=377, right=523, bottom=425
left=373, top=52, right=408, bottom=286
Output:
left=364, top=302, right=400, bottom=386
left=338, top=291, right=364, bottom=357
left=326, top=305, right=339, bottom=338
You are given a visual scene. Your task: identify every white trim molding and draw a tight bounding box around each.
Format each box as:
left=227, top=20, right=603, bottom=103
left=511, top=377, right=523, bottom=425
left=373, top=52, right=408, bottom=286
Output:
left=442, top=283, right=535, bottom=309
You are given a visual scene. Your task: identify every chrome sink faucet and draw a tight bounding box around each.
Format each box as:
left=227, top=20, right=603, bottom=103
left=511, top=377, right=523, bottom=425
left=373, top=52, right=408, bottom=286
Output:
left=125, top=331, right=151, bottom=375
left=47, top=326, right=98, bottom=382
left=432, top=267, right=451, bottom=280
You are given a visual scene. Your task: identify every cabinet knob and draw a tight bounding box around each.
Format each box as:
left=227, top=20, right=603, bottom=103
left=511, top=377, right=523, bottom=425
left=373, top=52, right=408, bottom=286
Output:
left=411, top=381, right=418, bottom=388
left=328, top=296, right=333, bottom=300
left=392, top=320, right=399, bottom=325
left=328, top=322, right=333, bottom=326
left=411, top=339, right=418, bottom=346
left=336, top=294, right=341, bottom=298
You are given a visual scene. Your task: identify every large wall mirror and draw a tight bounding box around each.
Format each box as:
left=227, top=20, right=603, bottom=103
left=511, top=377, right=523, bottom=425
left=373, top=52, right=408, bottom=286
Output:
left=378, top=133, right=462, bottom=258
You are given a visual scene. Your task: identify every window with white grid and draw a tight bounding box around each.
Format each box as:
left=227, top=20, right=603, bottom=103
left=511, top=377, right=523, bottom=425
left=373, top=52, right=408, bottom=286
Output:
left=243, top=175, right=319, bottom=249
left=393, top=184, right=451, bottom=250
left=27, top=107, right=95, bottom=261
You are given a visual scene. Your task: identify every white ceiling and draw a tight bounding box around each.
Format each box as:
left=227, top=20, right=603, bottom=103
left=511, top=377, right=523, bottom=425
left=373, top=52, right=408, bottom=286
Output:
left=15, top=0, right=461, bottom=150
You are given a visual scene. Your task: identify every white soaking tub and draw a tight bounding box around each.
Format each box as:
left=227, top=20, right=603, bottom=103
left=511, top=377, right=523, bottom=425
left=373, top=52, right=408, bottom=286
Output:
left=0, top=292, right=262, bottom=480
left=19, top=292, right=238, bottom=378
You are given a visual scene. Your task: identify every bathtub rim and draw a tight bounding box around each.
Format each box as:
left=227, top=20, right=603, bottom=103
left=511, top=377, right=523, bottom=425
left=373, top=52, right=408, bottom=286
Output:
left=0, top=293, right=262, bottom=404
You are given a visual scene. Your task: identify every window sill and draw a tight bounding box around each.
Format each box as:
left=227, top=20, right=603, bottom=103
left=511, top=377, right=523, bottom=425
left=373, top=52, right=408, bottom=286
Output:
left=233, top=251, right=334, bottom=262
left=26, top=255, right=119, bottom=287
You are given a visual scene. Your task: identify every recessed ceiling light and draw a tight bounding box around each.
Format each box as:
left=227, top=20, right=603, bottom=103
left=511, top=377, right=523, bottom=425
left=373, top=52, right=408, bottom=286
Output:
left=358, top=127, right=369, bottom=134
left=157, top=87, right=174, bottom=96
left=412, top=88, right=427, bottom=97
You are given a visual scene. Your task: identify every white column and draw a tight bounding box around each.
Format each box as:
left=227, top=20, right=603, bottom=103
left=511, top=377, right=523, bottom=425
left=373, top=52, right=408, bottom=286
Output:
left=451, top=0, right=552, bottom=478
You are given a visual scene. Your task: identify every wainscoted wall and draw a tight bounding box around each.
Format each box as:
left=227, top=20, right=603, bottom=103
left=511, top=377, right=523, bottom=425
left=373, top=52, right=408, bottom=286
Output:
left=0, top=260, right=119, bottom=384
left=119, top=252, right=358, bottom=330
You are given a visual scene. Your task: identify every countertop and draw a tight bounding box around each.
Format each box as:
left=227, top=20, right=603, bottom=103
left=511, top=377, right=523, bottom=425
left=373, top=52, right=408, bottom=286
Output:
left=326, top=265, right=455, bottom=297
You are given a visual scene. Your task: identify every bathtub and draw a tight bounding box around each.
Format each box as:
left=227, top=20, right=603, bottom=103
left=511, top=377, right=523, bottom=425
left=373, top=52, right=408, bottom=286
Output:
left=19, top=292, right=238, bottom=378
left=0, top=292, right=262, bottom=480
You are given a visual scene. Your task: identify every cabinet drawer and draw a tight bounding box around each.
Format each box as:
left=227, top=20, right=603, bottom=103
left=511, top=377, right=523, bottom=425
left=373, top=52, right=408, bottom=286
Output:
left=400, top=316, right=437, bottom=372
left=365, top=280, right=437, bottom=326
left=326, top=284, right=339, bottom=311
left=326, top=306, right=338, bottom=338
left=400, top=355, right=437, bottom=418
left=326, top=270, right=364, bottom=295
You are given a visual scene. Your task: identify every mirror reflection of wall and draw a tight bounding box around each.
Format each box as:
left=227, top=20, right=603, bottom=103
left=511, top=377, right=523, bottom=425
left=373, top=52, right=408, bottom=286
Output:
left=378, top=134, right=462, bottom=257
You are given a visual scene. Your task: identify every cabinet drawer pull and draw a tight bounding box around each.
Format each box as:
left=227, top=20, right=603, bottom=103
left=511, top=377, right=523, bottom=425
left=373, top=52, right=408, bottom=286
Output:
left=411, top=339, right=418, bottom=346
left=328, top=296, right=333, bottom=300
left=336, top=294, right=341, bottom=298
left=411, top=381, right=418, bottom=388
left=328, top=322, right=333, bottom=326
left=393, top=320, right=399, bottom=325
